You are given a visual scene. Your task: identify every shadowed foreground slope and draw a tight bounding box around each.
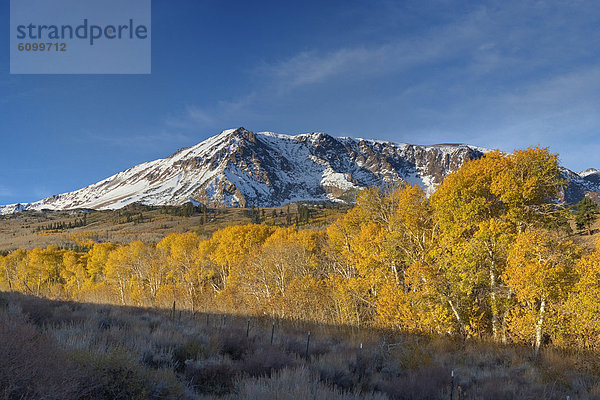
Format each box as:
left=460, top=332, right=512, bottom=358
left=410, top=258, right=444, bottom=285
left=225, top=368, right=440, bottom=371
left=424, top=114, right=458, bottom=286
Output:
left=1, top=292, right=599, bottom=400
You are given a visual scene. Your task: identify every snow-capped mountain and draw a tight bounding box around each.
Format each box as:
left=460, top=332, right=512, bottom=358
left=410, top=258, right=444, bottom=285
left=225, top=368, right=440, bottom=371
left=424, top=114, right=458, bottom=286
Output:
left=0, top=127, right=596, bottom=214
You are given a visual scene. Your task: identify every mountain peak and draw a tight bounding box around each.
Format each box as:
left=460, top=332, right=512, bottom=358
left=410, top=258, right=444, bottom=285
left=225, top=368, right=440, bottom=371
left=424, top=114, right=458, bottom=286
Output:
left=220, top=127, right=249, bottom=136
left=579, top=168, right=599, bottom=177
left=216, top=127, right=256, bottom=143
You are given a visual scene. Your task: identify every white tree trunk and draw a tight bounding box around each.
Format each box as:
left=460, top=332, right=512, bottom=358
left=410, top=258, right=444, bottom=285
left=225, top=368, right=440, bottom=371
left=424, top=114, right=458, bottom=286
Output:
left=534, top=296, right=546, bottom=356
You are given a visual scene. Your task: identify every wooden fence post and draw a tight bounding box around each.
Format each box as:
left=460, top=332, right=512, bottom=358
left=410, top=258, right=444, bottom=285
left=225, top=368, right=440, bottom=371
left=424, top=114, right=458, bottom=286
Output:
left=271, top=321, right=275, bottom=345
left=450, top=370, right=454, bottom=400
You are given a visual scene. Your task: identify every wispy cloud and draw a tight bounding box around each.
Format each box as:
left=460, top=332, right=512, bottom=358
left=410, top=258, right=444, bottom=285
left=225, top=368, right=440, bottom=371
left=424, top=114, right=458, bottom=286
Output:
left=81, top=130, right=194, bottom=149
left=256, top=17, right=480, bottom=92
left=0, top=185, right=13, bottom=198
left=165, top=106, right=216, bottom=129
left=163, top=94, right=259, bottom=131
left=161, top=1, right=600, bottom=170
left=32, top=187, right=52, bottom=200
left=170, top=4, right=536, bottom=128
left=168, top=10, right=485, bottom=129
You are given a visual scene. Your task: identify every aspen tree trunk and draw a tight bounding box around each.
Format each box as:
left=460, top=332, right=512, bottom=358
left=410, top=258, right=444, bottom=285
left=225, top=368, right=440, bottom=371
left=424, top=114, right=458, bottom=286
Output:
left=490, top=263, right=499, bottom=341
left=501, top=309, right=509, bottom=344
left=391, top=261, right=400, bottom=286
left=4, top=266, right=12, bottom=290
left=534, top=296, right=546, bottom=356
left=448, top=299, right=466, bottom=334
left=117, top=273, right=126, bottom=305
left=119, top=282, right=126, bottom=305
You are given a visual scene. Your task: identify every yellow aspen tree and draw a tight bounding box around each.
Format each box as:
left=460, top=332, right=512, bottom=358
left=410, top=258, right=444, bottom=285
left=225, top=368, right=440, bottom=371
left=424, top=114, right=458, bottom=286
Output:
left=326, top=274, right=367, bottom=326
left=565, top=240, right=600, bottom=350
left=235, top=227, right=325, bottom=317
left=323, top=206, right=365, bottom=326
left=143, top=245, right=171, bottom=307
left=351, top=185, right=437, bottom=331
left=86, top=242, right=117, bottom=284
left=0, top=255, right=5, bottom=290
left=104, top=241, right=157, bottom=306
left=326, top=216, right=381, bottom=326
left=26, top=248, right=45, bottom=296
left=504, top=229, right=578, bottom=355
left=470, top=218, right=512, bottom=341
left=385, top=184, right=435, bottom=277
left=491, top=147, right=564, bottom=230
left=26, top=246, right=63, bottom=297
left=0, top=250, right=26, bottom=291
left=207, top=224, right=274, bottom=309
left=157, top=233, right=201, bottom=310
left=403, top=261, right=456, bottom=334
left=196, top=239, right=220, bottom=294
left=326, top=184, right=436, bottom=328
left=12, top=249, right=31, bottom=293
left=282, top=275, right=331, bottom=323
left=432, top=151, right=512, bottom=337
left=375, top=281, right=419, bottom=331
left=325, top=203, right=370, bottom=279
left=431, top=147, right=565, bottom=340
left=61, top=250, right=88, bottom=298
left=104, top=245, right=133, bottom=305
left=124, top=241, right=157, bottom=306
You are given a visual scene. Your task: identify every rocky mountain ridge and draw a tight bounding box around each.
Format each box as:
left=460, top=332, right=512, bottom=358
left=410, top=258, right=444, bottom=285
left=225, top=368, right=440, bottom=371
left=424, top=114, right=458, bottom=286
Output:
left=0, top=128, right=597, bottom=214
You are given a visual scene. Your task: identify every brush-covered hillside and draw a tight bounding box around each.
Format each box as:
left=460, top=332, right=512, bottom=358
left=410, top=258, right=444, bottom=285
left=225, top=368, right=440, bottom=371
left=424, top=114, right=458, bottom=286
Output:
left=1, top=291, right=599, bottom=400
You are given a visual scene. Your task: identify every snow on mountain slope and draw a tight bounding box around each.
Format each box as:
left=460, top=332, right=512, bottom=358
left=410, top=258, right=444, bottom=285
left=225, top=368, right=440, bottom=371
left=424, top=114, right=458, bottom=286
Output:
left=562, top=168, right=600, bottom=204
left=579, top=168, right=599, bottom=177
left=0, top=127, right=595, bottom=214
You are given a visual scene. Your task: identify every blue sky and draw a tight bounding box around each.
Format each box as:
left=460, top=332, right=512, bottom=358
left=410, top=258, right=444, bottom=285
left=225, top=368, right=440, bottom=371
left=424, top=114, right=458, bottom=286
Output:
left=1, top=0, right=600, bottom=204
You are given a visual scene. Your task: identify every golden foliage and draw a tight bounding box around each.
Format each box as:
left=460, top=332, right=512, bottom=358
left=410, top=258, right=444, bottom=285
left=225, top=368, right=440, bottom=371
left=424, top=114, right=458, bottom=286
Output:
left=2, top=147, right=600, bottom=352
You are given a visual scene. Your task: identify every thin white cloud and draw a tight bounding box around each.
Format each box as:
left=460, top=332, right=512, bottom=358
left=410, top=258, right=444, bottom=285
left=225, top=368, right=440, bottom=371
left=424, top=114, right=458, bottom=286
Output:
left=167, top=9, right=486, bottom=129
left=0, top=185, right=12, bottom=197
left=81, top=130, right=193, bottom=148
left=254, top=1, right=600, bottom=97
left=187, top=106, right=215, bottom=125
left=262, top=47, right=378, bottom=87
left=164, top=93, right=260, bottom=131
left=256, top=24, right=476, bottom=92
left=33, top=187, right=51, bottom=200
left=165, top=106, right=217, bottom=129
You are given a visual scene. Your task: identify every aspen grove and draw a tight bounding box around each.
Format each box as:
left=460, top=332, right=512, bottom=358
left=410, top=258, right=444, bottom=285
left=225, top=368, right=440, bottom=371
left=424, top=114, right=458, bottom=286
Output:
left=2, top=147, right=599, bottom=354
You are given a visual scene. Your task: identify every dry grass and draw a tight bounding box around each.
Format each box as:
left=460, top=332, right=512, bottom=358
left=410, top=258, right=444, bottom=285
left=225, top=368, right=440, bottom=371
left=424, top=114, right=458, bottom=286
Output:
left=1, top=291, right=599, bottom=399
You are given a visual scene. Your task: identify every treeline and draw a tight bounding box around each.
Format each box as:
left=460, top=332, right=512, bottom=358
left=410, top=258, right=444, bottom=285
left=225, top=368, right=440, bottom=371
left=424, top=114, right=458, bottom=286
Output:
left=35, top=214, right=87, bottom=232
left=2, top=147, right=600, bottom=354
left=244, top=204, right=312, bottom=225
left=160, top=202, right=207, bottom=217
